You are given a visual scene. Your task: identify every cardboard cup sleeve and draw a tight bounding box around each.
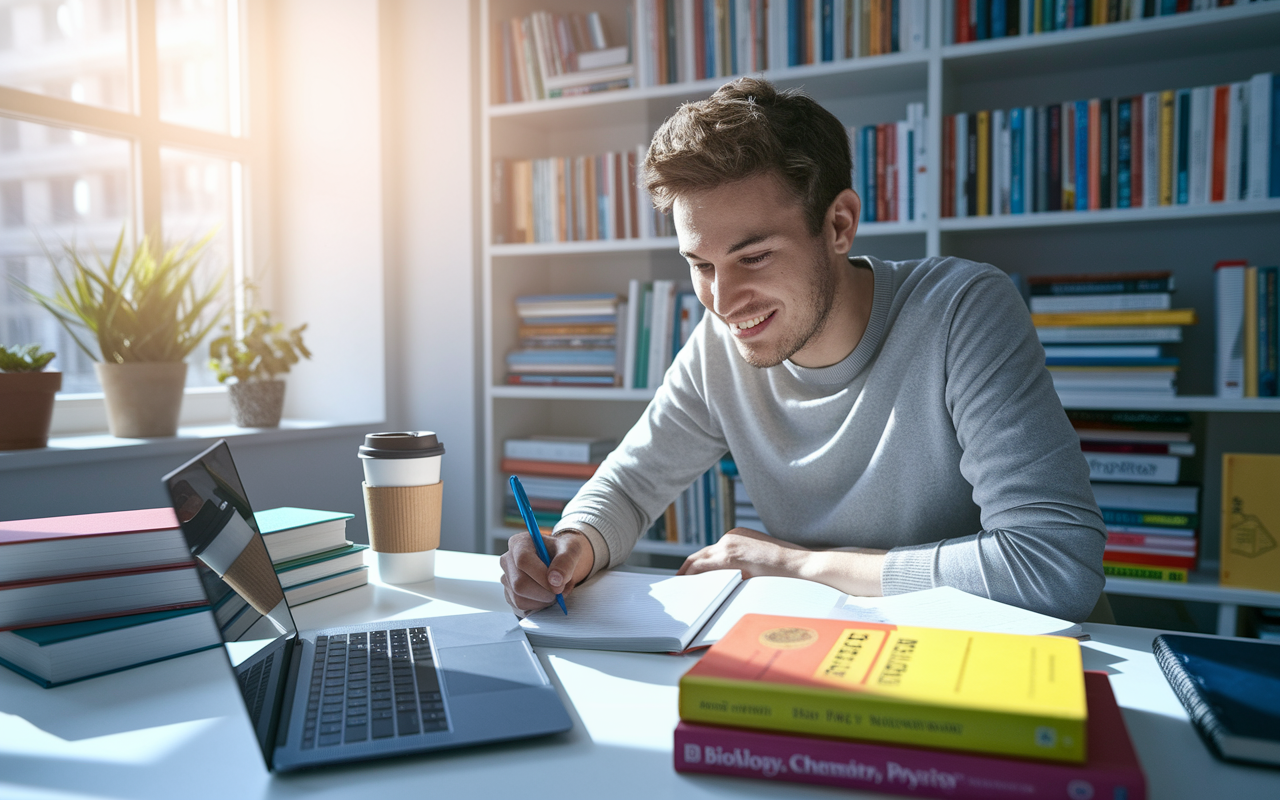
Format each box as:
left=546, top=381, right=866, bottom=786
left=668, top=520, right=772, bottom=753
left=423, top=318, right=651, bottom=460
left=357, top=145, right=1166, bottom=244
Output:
left=222, top=537, right=285, bottom=616
left=363, top=481, right=443, bottom=553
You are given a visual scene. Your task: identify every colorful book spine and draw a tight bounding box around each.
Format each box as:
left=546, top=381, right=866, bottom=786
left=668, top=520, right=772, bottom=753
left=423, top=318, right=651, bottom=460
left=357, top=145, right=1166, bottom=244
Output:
left=1103, top=562, right=1188, bottom=582
left=675, top=672, right=1145, bottom=799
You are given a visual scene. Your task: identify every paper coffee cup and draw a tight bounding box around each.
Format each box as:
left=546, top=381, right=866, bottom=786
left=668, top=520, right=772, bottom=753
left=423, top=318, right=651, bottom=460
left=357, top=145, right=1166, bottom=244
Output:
left=359, top=432, right=445, bottom=583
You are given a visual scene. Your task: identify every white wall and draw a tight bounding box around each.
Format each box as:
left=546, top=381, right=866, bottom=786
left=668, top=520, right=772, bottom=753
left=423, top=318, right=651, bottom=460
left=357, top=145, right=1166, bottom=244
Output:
left=270, top=0, right=386, bottom=426
left=379, top=0, right=481, bottom=552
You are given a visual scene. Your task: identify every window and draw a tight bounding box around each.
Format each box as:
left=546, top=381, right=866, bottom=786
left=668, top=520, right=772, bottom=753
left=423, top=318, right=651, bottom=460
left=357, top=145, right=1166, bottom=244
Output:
left=0, top=0, right=252, bottom=404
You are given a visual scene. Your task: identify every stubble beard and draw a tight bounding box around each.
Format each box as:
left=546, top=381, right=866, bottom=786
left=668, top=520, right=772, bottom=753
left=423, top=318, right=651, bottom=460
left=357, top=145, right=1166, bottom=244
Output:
left=734, top=248, right=838, bottom=369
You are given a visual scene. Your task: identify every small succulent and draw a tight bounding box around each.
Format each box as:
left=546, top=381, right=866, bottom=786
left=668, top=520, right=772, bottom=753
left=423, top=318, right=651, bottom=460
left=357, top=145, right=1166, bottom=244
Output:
left=208, top=301, right=311, bottom=384
left=0, top=344, right=56, bottom=373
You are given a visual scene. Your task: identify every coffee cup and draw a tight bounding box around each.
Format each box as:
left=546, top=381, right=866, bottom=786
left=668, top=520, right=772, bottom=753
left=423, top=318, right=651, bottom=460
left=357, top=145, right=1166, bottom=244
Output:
left=359, top=431, right=445, bottom=584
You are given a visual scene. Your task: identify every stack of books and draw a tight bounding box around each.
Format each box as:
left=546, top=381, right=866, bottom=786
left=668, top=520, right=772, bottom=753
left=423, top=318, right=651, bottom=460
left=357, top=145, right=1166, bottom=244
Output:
left=0, top=508, right=218, bottom=687
left=493, top=9, right=632, bottom=103
left=1214, top=260, right=1279, bottom=398
left=492, top=149, right=672, bottom=243
left=501, top=436, right=613, bottom=532
left=674, top=613, right=1147, bottom=798
left=648, top=461, right=733, bottom=547
left=1028, top=270, right=1193, bottom=397
left=849, top=102, right=930, bottom=223
left=1072, top=408, right=1195, bottom=485
left=621, top=280, right=704, bottom=390
left=940, top=72, right=1277, bottom=218
left=254, top=508, right=366, bottom=607
left=720, top=455, right=767, bottom=535
left=506, top=293, right=624, bottom=387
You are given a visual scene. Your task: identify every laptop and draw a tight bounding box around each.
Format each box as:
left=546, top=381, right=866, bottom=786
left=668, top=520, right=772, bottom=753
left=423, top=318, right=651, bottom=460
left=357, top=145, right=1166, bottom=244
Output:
left=162, top=439, right=572, bottom=772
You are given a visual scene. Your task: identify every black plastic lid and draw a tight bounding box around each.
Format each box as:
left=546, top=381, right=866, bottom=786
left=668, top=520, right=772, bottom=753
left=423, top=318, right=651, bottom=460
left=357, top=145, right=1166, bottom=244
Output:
left=358, top=431, right=445, bottom=459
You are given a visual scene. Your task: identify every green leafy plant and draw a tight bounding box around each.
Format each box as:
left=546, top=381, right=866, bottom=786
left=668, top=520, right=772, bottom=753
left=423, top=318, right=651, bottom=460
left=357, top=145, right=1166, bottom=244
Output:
left=0, top=344, right=56, bottom=373
left=208, top=287, right=311, bottom=384
left=15, top=226, right=226, bottom=364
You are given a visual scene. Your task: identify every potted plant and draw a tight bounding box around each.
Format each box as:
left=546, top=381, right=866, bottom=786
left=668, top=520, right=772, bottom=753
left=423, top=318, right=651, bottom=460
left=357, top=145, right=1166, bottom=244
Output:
left=0, top=344, right=60, bottom=450
left=208, top=286, right=311, bottom=428
left=16, top=227, right=225, bottom=438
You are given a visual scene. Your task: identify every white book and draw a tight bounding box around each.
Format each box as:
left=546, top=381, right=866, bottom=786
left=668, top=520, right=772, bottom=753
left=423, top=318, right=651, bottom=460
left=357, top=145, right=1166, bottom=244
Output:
left=943, top=0, right=953, bottom=45
left=647, top=279, right=677, bottom=388
left=678, top=0, right=695, bottom=83
left=510, top=475, right=589, bottom=500
left=910, top=101, right=928, bottom=221
left=621, top=151, right=634, bottom=239
left=1030, top=292, right=1172, bottom=313
left=1042, top=345, right=1163, bottom=359
left=623, top=278, right=640, bottom=389
left=504, top=435, right=616, bottom=463
left=283, top=566, right=368, bottom=607
left=768, top=0, right=787, bottom=70
left=850, top=0, right=862, bottom=58
left=810, top=0, right=821, bottom=64
left=614, top=300, right=628, bottom=378
left=1143, top=91, right=1161, bottom=209
left=518, top=571, right=1080, bottom=653
left=1247, top=72, right=1272, bottom=201
left=907, top=0, right=927, bottom=51
left=1091, top=482, right=1200, bottom=514
left=1188, top=86, right=1210, bottom=205
left=634, top=0, right=654, bottom=88
left=999, top=109, right=1012, bottom=215
left=1037, top=325, right=1183, bottom=344
left=1085, top=452, right=1181, bottom=485
left=955, top=111, right=968, bottom=217
left=896, top=120, right=909, bottom=222
left=1225, top=81, right=1245, bottom=203
left=735, top=0, right=752, bottom=71
left=832, top=0, right=845, bottom=61
left=1215, top=261, right=1246, bottom=398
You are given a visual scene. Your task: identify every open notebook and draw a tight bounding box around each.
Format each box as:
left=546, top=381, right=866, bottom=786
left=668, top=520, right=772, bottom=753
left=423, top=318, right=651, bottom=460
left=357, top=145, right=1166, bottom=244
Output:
left=517, top=570, right=1084, bottom=653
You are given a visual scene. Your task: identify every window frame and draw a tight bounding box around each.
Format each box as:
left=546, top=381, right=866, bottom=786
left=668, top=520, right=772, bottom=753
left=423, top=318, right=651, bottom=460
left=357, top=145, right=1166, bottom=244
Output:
left=0, top=0, right=260, bottom=434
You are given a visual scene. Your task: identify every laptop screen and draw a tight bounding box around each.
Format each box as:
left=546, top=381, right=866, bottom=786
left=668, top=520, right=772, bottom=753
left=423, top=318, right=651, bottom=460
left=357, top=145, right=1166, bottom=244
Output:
left=163, top=440, right=297, bottom=761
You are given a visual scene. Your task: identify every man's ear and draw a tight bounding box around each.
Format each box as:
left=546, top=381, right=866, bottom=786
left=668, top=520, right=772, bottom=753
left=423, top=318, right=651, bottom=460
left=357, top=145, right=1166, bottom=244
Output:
left=827, top=188, right=860, bottom=255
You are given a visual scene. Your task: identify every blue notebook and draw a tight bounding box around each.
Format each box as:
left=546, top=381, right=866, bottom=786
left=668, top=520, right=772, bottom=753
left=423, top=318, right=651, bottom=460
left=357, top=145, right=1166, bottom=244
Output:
left=1153, top=633, right=1280, bottom=768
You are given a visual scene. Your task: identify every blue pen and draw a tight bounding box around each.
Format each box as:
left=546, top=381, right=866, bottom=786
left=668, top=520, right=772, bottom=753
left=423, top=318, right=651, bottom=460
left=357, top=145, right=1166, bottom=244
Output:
left=510, top=475, right=568, bottom=615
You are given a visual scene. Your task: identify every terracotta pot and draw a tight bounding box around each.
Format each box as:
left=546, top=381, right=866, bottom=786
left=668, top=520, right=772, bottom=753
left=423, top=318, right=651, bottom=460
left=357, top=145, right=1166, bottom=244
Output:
left=94, top=361, right=187, bottom=438
left=229, top=379, right=286, bottom=428
left=0, top=371, right=61, bottom=450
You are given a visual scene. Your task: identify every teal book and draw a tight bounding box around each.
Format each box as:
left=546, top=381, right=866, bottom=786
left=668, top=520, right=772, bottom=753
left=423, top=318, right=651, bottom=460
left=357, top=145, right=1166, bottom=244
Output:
left=253, top=507, right=353, bottom=564
left=274, top=543, right=368, bottom=589
left=0, top=606, right=219, bottom=688
left=254, top=506, right=354, bottom=534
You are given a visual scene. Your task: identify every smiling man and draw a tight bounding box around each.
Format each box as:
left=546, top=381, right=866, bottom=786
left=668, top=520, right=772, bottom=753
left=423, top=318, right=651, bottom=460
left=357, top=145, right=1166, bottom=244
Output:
left=500, top=77, right=1107, bottom=623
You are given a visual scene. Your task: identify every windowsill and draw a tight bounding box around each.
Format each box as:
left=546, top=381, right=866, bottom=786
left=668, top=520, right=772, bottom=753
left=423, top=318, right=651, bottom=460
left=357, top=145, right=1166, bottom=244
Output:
left=0, top=419, right=380, bottom=472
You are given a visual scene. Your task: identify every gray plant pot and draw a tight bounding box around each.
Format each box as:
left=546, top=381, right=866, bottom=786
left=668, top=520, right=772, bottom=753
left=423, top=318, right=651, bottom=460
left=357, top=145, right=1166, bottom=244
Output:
left=95, top=361, right=187, bottom=438
left=229, top=379, right=286, bottom=428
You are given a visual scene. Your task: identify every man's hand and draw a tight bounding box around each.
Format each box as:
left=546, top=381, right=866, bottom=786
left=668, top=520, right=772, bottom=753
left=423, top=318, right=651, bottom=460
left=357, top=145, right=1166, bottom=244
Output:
left=678, top=527, right=888, bottom=596
left=500, top=529, right=594, bottom=617
left=677, top=527, right=808, bottom=579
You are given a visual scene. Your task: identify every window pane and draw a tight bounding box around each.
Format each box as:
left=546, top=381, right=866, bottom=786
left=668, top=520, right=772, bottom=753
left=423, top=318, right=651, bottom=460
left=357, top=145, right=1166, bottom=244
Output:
left=0, top=0, right=131, bottom=113
left=157, top=0, right=238, bottom=135
left=161, top=146, right=237, bottom=389
left=0, top=115, right=132, bottom=393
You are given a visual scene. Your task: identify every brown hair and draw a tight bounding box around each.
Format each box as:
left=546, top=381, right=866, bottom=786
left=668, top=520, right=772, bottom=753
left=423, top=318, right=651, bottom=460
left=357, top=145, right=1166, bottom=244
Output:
left=643, top=77, right=852, bottom=235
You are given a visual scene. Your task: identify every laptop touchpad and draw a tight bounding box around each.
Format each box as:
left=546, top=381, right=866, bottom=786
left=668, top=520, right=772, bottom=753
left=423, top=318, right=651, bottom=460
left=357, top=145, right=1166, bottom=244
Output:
left=438, top=641, right=547, bottom=696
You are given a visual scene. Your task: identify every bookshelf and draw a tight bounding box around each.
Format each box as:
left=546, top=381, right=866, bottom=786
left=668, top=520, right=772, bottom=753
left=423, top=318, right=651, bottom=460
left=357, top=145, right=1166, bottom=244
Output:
left=480, top=1, right=1280, bottom=632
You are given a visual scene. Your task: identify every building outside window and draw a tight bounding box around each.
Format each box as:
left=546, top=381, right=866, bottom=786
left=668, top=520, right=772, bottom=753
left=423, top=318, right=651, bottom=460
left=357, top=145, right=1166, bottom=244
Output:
left=0, top=0, right=249, bottom=397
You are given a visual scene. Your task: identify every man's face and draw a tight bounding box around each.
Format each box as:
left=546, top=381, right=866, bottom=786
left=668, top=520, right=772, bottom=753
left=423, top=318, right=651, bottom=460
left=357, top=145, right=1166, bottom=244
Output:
left=675, top=173, right=837, bottom=369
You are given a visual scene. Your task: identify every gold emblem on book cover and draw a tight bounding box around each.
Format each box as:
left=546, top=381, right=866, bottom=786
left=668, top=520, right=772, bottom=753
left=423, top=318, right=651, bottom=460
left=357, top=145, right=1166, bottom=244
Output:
left=758, top=627, right=819, bottom=650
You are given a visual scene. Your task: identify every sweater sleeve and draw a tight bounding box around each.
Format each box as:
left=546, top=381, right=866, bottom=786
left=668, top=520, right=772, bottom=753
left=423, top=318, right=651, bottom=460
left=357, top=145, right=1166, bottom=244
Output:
left=556, top=322, right=728, bottom=569
left=880, top=270, right=1107, bottom=622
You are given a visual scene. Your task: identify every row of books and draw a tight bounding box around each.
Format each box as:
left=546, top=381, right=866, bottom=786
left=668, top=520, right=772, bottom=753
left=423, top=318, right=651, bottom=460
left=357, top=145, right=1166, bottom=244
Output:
left=500, top=436, right=615, bottom=531
left=1215, top=260, right=1280, bottom=397
left=675, top=612, right=1146, bottom=797
left=947, top=0, right=1254, bottom=43
left=850, top=102, right=929, bottom=223
left=491, top=149, right=673, bottom=244
left=493, top=9, right=632, bottom=103
left=504, top=286, right=706, bottom=388
left=941, top=73, right=1280, bottom=219
left=1029, top=270, right=1193, bottom=396
left=0, top=506, right=366, bottom=687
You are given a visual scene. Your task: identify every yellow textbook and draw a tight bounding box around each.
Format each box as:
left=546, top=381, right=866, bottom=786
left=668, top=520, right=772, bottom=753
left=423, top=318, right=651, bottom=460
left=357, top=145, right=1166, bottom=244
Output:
left=679, top=613, right=1087, bottom=763
left=1221, top=453, right=1280, bottom=591
left=1030, top=308, right=1197, bottom=327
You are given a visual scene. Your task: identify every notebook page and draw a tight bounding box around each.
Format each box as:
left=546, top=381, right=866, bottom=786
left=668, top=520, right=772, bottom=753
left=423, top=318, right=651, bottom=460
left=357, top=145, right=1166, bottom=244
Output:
left=835, top=586, right=1083, bottom=638
left=519, top=569, right=742, bottom=651
left=688, top=576, right=854, bottom=649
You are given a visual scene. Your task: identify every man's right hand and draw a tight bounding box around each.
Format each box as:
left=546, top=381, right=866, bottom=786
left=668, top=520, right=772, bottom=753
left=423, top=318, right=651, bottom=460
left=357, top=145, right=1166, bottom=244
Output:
left=499, top=529, right=593, bottom=617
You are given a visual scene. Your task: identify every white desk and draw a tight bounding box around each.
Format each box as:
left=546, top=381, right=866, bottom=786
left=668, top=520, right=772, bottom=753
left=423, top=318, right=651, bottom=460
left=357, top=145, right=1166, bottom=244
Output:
left=2, top=550, right=1278, bottom=799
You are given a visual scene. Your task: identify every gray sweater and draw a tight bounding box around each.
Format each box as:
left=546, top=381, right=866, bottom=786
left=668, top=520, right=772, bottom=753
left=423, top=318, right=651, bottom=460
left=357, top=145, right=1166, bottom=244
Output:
left=556, top=255, right=1107, bottom=622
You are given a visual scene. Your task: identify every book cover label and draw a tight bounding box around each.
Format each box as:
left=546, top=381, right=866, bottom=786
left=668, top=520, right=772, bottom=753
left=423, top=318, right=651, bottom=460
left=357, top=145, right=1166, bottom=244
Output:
left=1221, top=453, right=1280, bottom=591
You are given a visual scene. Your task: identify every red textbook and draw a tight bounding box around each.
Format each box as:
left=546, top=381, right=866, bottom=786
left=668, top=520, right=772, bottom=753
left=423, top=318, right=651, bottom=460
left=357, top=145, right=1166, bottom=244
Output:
left=675, top=671, right=1146, bottom=799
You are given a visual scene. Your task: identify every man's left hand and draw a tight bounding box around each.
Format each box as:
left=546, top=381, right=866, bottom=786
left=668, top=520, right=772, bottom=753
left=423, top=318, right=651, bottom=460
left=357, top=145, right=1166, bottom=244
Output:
left=676, top=527, right=808, bottom=579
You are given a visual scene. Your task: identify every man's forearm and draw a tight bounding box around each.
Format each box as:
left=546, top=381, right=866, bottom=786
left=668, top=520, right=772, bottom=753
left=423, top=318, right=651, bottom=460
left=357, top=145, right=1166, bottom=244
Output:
left=790, top=547, right=887, bottom=597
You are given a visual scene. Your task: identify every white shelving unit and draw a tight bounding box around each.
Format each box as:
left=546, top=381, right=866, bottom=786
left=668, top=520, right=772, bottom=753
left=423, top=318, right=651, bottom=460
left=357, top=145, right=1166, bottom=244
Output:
left=479, top=1, right=1280, bottom=633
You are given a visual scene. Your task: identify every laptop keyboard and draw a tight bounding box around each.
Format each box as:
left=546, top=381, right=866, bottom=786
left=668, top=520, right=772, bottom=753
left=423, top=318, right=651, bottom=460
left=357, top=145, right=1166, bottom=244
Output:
left=237, top=652, right=275, bottom=725
left=301, top=627, right=448, bottom=749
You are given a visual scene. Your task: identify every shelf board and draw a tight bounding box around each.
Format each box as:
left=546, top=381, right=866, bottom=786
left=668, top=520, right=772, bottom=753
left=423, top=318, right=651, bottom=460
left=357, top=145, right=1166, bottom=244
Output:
left=632, top=540, right=698, bottom=557
left=491, top=386, right=656, bottom=402
left=1106, top=568, right=1280, bottom=608
left=943, top=3, right=1280, bottom=83
left=941, top=198, right=1280, bottom=233
left=489, top=221, right=925, bottom=258
left=1057, top=393, right=1280, bottom=412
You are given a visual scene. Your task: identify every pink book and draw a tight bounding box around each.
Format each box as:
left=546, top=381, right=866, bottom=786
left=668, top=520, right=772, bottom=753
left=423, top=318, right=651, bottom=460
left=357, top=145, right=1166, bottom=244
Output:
left=675, top=671, right=1146, bottom=799
left=0, top=508, right=190, bottom=585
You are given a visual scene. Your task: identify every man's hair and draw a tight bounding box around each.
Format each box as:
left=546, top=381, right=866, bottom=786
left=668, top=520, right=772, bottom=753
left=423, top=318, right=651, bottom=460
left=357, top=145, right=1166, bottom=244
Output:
left=643, top=77, right=852, bottom=235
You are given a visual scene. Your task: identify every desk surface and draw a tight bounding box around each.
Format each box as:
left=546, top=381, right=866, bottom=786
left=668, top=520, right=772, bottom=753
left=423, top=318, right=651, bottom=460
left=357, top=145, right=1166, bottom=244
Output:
left=2, top=551, right=1278, bottom=800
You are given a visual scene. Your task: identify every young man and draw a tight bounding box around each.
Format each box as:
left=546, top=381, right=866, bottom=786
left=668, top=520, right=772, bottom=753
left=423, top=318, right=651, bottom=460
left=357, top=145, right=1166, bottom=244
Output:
left=500, top=77, right=1106, bottom=622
